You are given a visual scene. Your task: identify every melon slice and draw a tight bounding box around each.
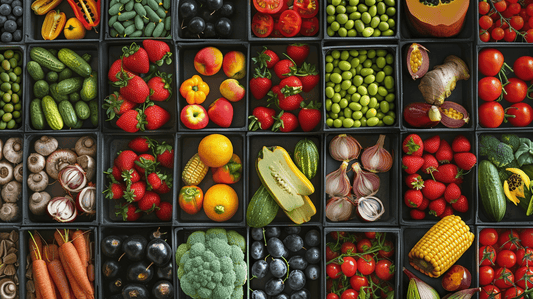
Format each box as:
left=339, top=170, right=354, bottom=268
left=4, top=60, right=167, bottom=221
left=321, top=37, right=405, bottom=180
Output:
left=405, top=0, right=469, bottom=37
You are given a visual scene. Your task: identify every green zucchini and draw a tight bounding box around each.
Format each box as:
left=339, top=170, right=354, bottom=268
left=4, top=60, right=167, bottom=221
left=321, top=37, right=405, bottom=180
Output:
left=246, top=185, right=280, bottom=228
left=57, top=77, right=83, bottom=95
left=41, top=96, right=63, bottom=130
left=30, top=47, right=65, bottom=72
left=58, top=101, right=78, bottom=128
left=478, top=160, right=506, bottom=222
left=26, top=61, right=45, bottom=80
left=294, top=139, right=319, bottom=180
left=57, top=48, right=92, bottom=77
left=30, top=98, right=45, bottom=130
left=81, top=72, right=97, bottom=101
left=33, top=80, right=49, bottom=98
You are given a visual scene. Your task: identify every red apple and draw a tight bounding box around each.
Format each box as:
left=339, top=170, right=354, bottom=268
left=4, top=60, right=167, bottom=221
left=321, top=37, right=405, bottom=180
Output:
left=181, top=104, right=209, bottom=129
left=208, top=98, right=233, bottom=128
left=194, top=47, right=223, bottom=76
left=219, top=79, right=245, bottom=102
left=222, top=51, right=246, bottom=79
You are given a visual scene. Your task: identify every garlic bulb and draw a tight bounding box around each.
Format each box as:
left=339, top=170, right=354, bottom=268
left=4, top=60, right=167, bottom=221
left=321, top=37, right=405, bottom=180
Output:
left=329, top=134, right=362, bottom=162
left=326, top=161, right=351, bottom=197
left=355, top=196, right=385, bottom=222
left=361, top=135, right=393, bottom=173
left=352, top=162, right=380, bottom=199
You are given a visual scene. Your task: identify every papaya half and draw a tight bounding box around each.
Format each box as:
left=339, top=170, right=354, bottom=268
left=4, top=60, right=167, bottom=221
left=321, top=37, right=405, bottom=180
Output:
left=405, top=0, right=469, bottom=37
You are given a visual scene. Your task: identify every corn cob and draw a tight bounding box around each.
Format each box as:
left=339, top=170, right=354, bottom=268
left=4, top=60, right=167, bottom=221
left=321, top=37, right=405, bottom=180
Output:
left=182, top=153, right=208, bottom=186
left=408, top=215, right=474, bottom=278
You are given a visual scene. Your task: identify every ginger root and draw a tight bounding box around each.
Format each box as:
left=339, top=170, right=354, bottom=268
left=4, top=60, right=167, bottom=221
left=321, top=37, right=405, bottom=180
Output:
left=418, top=55, right=470, bottom=106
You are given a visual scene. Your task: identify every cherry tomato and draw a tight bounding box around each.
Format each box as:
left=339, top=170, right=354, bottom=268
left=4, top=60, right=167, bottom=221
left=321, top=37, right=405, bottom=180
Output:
left=480, top=30, right=491, bottom=42
left=480, top=228, right=499, bottom=246
left=341, top=289, right=358, bottom=299
left=526, top=29, right=533, bottom=42
left=480, top=15, right=494, bottom=30
left=495, top=0, right=508, bottom=12
left=498, top=229, right=521, bottom=250
left=497, top=249, right=517, bottom=268
left=293, top=0, right=318, bottom=18
left=504, top=286, right=524, bottom=299
left=503, top=77, right=528, bottom=103
left=300, top=17, right=319, bottom=36
left=514, top=56, right=533, bottom=81
left=511, top=15, right=525, bottom=29
left=357, top=239, right=372, bottom=253
left=517, top=248, right=533, bottom=267
left=349, top=275, right=368, bottom=291
left=478, top=77, right=502, bottom=101
left=479, top=101, right=505, bottom=128
left=495, top=19, right=509, bottom=29
left=503, top=28, right=517, bottom=42
left=507, top=102, right=533, bottom=127
left=507, top=0, right=518, bottom=3
left=364, top=231, right=376, bottom=239
left=327, top=263, right=342, bottom=279
left=341, top=242, right=357, bottom=254
left=515, top=267, right=533, bottom=289
left=272, top=0, right=289, bottom=18
left=341, top=257, right=357, bottom=277
left=521, top=7, right=529, bottom=19
left=492, top=27, right=505, bottom=41
left=331, top=231, right=347, bottom=241
left=521, top=228, right=533, bottom=247
left=326, top=245, right=340, bottom=261
left=253, top=0, right=284, bottom=14
left=479, top=266, right=495, bottom=286
left=480, top=285, right=501, bottom=299
left=375, top=260, right=394, bottom=281
left=494, top=267, right=514, bottom=289
left=480, top=1, right=491, bottom=14
left=480, top=245, right=497, bottom=266
left=327, top=293, right=340, bottom=299
left=357, top=254, right=375, bottom=275
left=378, top=240, right=395, bottom=258
left=252, top=13, right=274, bottom=37
left=278, top=10, right=302, bottom=37
left=479, top=49, right=505, bottom=76
left=507, top=2, right=521, bottom=14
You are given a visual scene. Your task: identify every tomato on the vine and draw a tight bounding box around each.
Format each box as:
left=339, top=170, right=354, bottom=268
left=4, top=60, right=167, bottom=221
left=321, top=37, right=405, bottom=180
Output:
left=293, top=0, right=318, bottom=18
left=479, top=266, right=495, bottom=286
left=326, top=278, right=334, bottom=292
left=327, top=245, right=340, bottom=261
left=492, top=27, right=505, bottom=41
left=514, top=56, right=533, bottom=81
left=526, top=28, right=533, bottom=42
left=517, top=248, right=533, bottom=267
left=378, top=240, right=394, bottom=258
left=496, top=249, right=517, bottom=268
left=480, top=228, right=499, bottom=246
left=479, top=101, right=505, bottom=128
left=349, top=275, right=368, bottom=291
left=494, top=267, right=514, bottom=289
left=252, top=13, right=274, bottom=37
left=504, top=286, right=524, bottom=299
left=327, top=263, right=342, bottom=279
left=506, top=103, right=533, bottom=127
left=480, top=245, right=497, bottom=266
left=520, top=228, right=533, bottom=247
left=278, top=10, right=302, bottom=37
left=514, top=267, right=533, bottom=289
left=331, top=231, right=347, bottom=240
left=478, top=77, right=502, bottom=101
left=375, top=260, right=394, bottom=281
left=503, top=77, right=528, bottom=103
left=508, top=2, right=522, bottom=14
left=364, top=231, right=376, bottom=239
left=300, top=17, right=319, bottom=36
left=480, top=285, right=501, bottom=299
left=341, top=257, right=357, bottom=277
left=327, top=293, right=340, bottom=299
left=503, top=28, right=517, bottom=42
left=357, top=254, right=375, bottom=275
left=341, top=242, right=356, bottom=254
left=495, top=0, right=508, bottom=12
left=479, top=49, right=505, bottom=76
left=480, top=15, right=493, bottom=30
left=253, top=0, right=284, bottom=14
left=511, top=15, right=525, bottom=29
left=480, top=1, right=491, bottom=14
left=341, top=289, right=358, bottom=299
left=480, top=30, right=490, bottom=42
left=357, top=239, right=372, bottom=253
left=498, top=229, right=521, bottom=250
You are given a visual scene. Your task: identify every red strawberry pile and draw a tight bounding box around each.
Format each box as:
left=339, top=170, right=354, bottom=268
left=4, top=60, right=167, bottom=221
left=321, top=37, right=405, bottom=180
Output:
left=104, top=40, right=173, bottom=133
left=249, top=44, right=321, bottom=132
left=402, top=134, right=477, bottom=220
left=105, top=136, right=174, bottom=222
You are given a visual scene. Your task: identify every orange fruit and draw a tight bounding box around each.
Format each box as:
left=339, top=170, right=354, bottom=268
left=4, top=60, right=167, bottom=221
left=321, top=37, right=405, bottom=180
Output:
left=198, top=134, right=233, bottom=167
left=203, top=184, right=238, bottom=222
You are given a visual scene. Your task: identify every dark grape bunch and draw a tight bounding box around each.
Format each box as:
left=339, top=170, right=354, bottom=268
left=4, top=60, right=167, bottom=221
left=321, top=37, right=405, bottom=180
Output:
left=179, top=0, right=235, bottom=39
left=0, top=0, right=23, bottom=43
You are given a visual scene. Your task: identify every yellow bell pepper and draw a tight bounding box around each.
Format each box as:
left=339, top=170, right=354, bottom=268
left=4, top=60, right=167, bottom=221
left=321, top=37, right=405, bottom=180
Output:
left=504, top=168, right=531, bottom=205
left=41, top=10, right=66, bottom=40
left=180, top=75, right=209, bottom=105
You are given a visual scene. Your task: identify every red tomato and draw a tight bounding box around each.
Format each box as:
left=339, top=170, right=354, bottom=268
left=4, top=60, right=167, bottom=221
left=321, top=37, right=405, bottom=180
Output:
left=378, top=240, right=395, bottom=258
left=480, top=245, right=497, bottom=266
left=252, top=13, right=274, bottom=37
left=508, top=2, right=522, bottom=14
left=492, top=27, right=505, bottom=41
left=495, top=0, right=508, bottom=12
left=480, top=228, right=499, bottom=246
left=480, top=285, right=501, bottom=299
left=503, top=77, right=528, bottom=103
left=357, top=254, right=375, bottom=275
left=272, top=0, right=289, bottom=18
left=528, top=3, right=533, bottom=15
left=479, top=266, right=495, bottom=286
left=507, top=102, right=533, bottom=127
left=504, top=286, right=524, bottom=299
left=526, top=29, right=533, bottom=42
left=293, top=0, right=318, bottom=18
left=327, top=263, right=342, bottom=279
left=511, top=15, right=525, bottom=29
left=521, top=228, right=533, bottom=247
left=357, top=239, right=372, bottom=253
left=479, top=49, right=505, bottom=76
left=364, top=232, right=376, bottom=239
left=479, top=101, right=505, bottom=128
left=326, top=278, right=334, bottom=292
left=341, top=257, right=357, bottom=277
left=331, top=231, right=347, bottom=241
left=341, top=242, right=356, bottom=254
left=480, top=15, right=494, bottom=30
left=497, top=250, right=517, bottom=268
left=327, top=293, right=340, bottom=299
left=326, top=245, right=340, bottom=261
left=494, top=267, right=514, bottom=289
left=300, top=17, right=319, bottom=36
left=478, top=77, right=502, bottom=101
left=480, top=30, right=490, bottom=42
left=517, top=248, right=533, bottom=267
left=341, top=289, right=358, bottom=299
left=514, top=56, right=533, bottom=81
left=349, top=275, right=368, bottom=291
left=503, top=28, right=517, bottom=42
left=278, top=10, right=302, bottom=37
left=253, top=0, right=284, bottom=14
left=270, top=19, right=284, bottom=37
left=499, top=229, right=521, bottom=250
left=479, top=1, right=491, bottom=14
left=515, top=267, right=533, bottom=289
left=375, top=260, right=394, bottom=281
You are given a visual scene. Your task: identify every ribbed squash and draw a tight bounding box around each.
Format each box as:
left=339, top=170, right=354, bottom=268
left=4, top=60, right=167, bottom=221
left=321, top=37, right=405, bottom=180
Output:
left=246, top=185, right=280, bottom=228
left=294, top=139, right=319, bottom=180
left=405, top=0, right=469, bottom=37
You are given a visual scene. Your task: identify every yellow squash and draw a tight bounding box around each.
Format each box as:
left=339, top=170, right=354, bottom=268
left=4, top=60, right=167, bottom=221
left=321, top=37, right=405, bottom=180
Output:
left=41, top=10, right=66, bottom=40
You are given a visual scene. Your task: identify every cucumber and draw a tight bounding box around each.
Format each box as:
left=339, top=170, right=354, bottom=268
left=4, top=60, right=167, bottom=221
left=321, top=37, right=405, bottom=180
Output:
left=57, top=48, right=92, bottom=77
left=30, top=98, right=45, bottom=130
left=33, top=80, right=49, bottom=98
left=118, top=11, right=136, bottom=21
left=58, top=68, right=72, bottom=81
left=30, top=47, right=65, bottom=72
left=89, top=100, right=98, bottom=126
left=57, top=77, right=83, bottom=95
left=82, top=53, right=91, bottom=63
left=27, top=61, right=45, bottom=80
left=48, top=49, right=58, bottom=57
left=46, top=71, right=58, bottom=83
left=72, top=119, right=83, bottom=129
left=69, top=92, right=80, bottom=102
left=246, top=185, right=280, bottom=228
left=80, top=72, right=97, bottom=101
left=75, top=101, right=90, bottom=120
left=41, top=95, right=63, bottom=130
left=479, top=160, right=506, bottom=222
left=58, top=101, right=78, bottom=128
left=134, top=2, right=146, bottom=17
left=49, top=83, right=69, bottom=102
left=135, top=15, right=143, bottom=30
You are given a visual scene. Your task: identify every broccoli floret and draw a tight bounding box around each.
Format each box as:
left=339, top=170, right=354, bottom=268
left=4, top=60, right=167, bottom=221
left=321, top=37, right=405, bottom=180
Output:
left=206, top=228, right=228, bottom=243
left=179, top=251, right=190, bottom=268
left=208, top=238, right=232, bottom=258
left=187, top=231, right=206, bottom=247
left=480, top=135, right=501, bottom=156
left=213, top=286, right=234, bottom=299
left=230, top=245, right=244, bottom=264
left=198, top=288, right=212, bottom=298
left=234, top=261, right=247, bottom=287
left=177, top=267, right=185, bottom=280
left=488, top=142, right=514, bottom=167
left=502, top=134, right=521, bottom=152
left=212, top=272, right=223, bottom=283
left=220, top=256, right=234, bottom=273
left=232, top=286, right=244, bottom=299
left=176, top=243, right=189, bottom=265
left=190, top=242, right=206, bottom=258
left=227, top=230, right=246, bottom=252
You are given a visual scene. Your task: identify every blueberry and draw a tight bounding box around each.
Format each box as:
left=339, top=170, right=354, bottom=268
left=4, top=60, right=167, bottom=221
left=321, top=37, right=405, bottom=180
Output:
left=305, top=247, right=320, bottom=264
left=0, top=4, right=10, bottom=16
left=288, top=270, right=306, bottom=291
left=251, top=228, right=264, bottom=241
left=6, top=14, right=14, bottom=21
left=265, top=278, right=285, bottom=296
left=269, top=258, right=287, bottom=278
left=11, top=1, right=20, bottom=7
left=3, top=20, right=16, bottom=33
left=251, top=241, right=265, bottom=260
left=251, top=260, right=269, bottom=279
left=265, top=227, right=281, bottom=238
left=12, top=29, right=20, bottom=41
left=288, top=256, right=308, bottom=270
left=0, top=0, right=11, bottom=4
left=283, top=234, right=304, bottom=252
left=215, top=17, right=232, bottom=37
left=0, top=15, right=7, bottom=27
left=187, top=16, right=205, bottom=34
left=0, top=32, right=11, bottom=42
left=305, top=264, right=320, bottom=280
left=12, top=6, right=21, bottom=17
left=251, top=290, right=267, bottom=299
left=304, top=230, right=320, bottom=247
left=284, top=227, right=301, bottom=235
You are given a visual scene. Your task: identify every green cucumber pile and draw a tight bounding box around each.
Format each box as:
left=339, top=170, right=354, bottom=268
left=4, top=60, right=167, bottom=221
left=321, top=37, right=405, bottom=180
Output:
left=0, top=49, right=22, bottom=130
left=108, top=0, right=172, bottom=38
left=27, top=47, right=98, bottom=130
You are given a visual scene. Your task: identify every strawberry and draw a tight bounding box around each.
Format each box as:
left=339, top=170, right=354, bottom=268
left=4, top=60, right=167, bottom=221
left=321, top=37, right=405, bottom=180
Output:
left=444, top=183, right=462, bottom=204
left=451, top=135, right=471, bottom=153
left=410, top=209, right=426, bottom=220
left=418, top=197, right=430, bottom=211
left=147, top=172, right=162, bottom=190
left=435, top=140, right=453, bottom=164
left=138, top=191, right=160, bottom=212
left=115, top=74, right=150, bottom=104
left=128, top=136, right=155, bottom=153
left=134, top=153, right=157, bottom=175
left=273, top=58, right=296, bottom=79
left=298, top=101, right=321, bottom=132
left=116, top=109, right=146, bottom=133
left=451, top=195, right=469, bottom=213
left=421, top=154, right=439, bottom=176
left=286, top=44, right=310, bottom=66
left=104, top=182, right=125, bottom=200
left=156, top=201, right=173, bottom=221
left=405, top=173, right=424, bottom=190
left=144, top=103, right=171, bottom=130
left=279, top=76, right=303, bottom=91
left=250, top=68, right=273, bottom=100
left=155, top=179, right=172, bottom=194
left=433, top=164, right=464, bottom=184
left=404, top=189, right=423, bottom=208
left=428, top=198, right=446, bottom=217
left=422, top=180, right=446, bottom=200
left=295, top=62, right=319, bottom=92
left=423, top=135, right=441, bottom=154
left=121, top=42, right=150, bottom=74
left=252, top=46, right=280, bottom=69
left=142, top=39, right=172, bottom=66
left=122, top=169, right=141, bottom=184
left=402, top=156, right=424, bottom=174
left=278, top=93, right=304, bottom=111
left=125, top=181, right=146, bottom=202
left=103, top=92, right=138, bottom=120
left=147, top=72, right=172, bottom=101
left=115, top=203, right=142, bottom=221
left=114, top=150, right=138, bottom=171
left=108, top=58, right=136, bottom=82
left=440, top=205, right=454, bottom=218
left=454, top=177, right=464, bottom=185
left=110, top=166, right=122, bottom=182
left=272, top=111, right=298, bottom=132
left=155, top=142, right=174, bottom=168
left=403, top=134, right=424, bottom=156
left=249, top=106, right=276, bottom=131
left=454, top=152, right=477, bottom=171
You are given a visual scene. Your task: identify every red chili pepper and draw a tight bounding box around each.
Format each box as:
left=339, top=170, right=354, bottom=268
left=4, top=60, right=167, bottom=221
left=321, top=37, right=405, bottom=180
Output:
left=67, top=0, right=101, bottom=31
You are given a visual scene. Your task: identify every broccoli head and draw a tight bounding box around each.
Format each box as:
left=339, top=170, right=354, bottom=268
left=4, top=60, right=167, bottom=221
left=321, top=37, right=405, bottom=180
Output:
left=227, top=230, right=246, bottom=252
left=206, top=228, right=228, bottom=243
left=187, top=231, right=206, bottom=246
left=502, top=134, right=521, bottom=152
left=488, top=142, right=514, bottom=167
left=480, top=135, right=501, bottom=156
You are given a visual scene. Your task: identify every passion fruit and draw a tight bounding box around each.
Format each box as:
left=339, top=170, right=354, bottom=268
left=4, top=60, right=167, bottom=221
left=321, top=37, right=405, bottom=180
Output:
left=439, top=101, right=469, bottom=128
left=407, top=43, right=430, bottom=80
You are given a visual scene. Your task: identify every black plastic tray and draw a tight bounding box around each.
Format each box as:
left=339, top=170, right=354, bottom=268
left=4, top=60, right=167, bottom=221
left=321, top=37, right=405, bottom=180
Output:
left=100, top=39, right=177, bottom=133
left=23, top=42, right=102, bottom=132
left=99, top=224, right=174, bottom=299
left=177, top=42, right=249, bottom=132
left=248, top=42, right=323, bottom=133
left=0, top=133, right=24, bottom=226
left=400, top=41, right=475, bottom=131
left=247, top=132, right=323, bottom=225
left=101, top=133, right=178, bottom=225
left=22, top=132, right=101, bottom=225
left=322, top=44, right=401, bottom=131
left=400, top=225, right=477, bottom=298
left=176, top=132, right=246, bottom=225
left=26, top=0, right=103, bottom=42
left=174, top=226, right=249, bottom=299
left=400, top=0, right=476, bottom=41
left=176, top=0, right=248, bottom=42
left=324, top=132, right=399, bottom=226
left=399, top=131, right=477, bottom=226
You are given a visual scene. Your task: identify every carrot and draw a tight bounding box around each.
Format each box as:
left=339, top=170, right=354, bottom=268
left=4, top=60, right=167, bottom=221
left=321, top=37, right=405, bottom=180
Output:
left=60, top=243, right=94, bottom=298
left=30, top=231, right=43, bottom=262
left=35, top=282, right=42, bottom=299
left=54, top=230, right=66, bottom=247
left=44, top=244, right=60, bottom=262
left=87, top=264, right=94, bottom=282
left=71, top=230, right=88, bottom=268
left=47, top=259, right=71, bottom=299
left=33, top=260, right=57, bottom=299
left=59, top=247, right=86, bottom=299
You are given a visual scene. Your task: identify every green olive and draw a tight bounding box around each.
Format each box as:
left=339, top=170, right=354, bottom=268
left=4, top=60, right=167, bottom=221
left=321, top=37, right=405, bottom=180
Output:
left=378, top=86, right=388, bottom=97
left=352, top=75, right=364, bottom=86
left=341, top=80, right=352, bottom=90
left=351, top=93, right=361, bottom=102
left=331, top=73, right=342, bottom=84
left=361, top=12, right=371, bottom=24
left=358, top=85, right=368, bottom=95
left=349, top=102, right=362, bottom=111
left=352, top=111, right=363, bottom=120
left=383, top=115, right=395, bottom=125
left=347, top=85, right=357, bottom=94
left=358, top=3, right=368, bottom=12
left=386, top=6, right=396, bottom=16
left=332, top=93, right=342, bottom=103
left=383, top=65, right=393, bottom=75
left=336, top=5, right=347, bottom=14
left=364, top=75, right=375, bottom=84
left=327, top=4, right=336, bottom=14
left=368, top=96, right=378, bottom=108
left=384, top=76, right=394, bottom=89
left=367, top=116, right=379, bottom=126
left=353, top=120, right=362, bottom=127
left=326, top=62, right=334, bottom=73
left=380, top=101, right=390, bottom=113
left=360, top=95, right=370, bottom=106
left=326, top=99, right=333, bottom=111
left=326, top=118, right=334, bottom=127
left=362, top=27, right=374, bottom=37
left=344, top=108, right=352, bottom=118
left=385, top=93, right=395, bottom=102
left=386, top=53, right=394, bottom=64
left=343, top=118, right=354, bottom=128
left=333, top=119, right=343, bottom=128
left=332, top=103, right=341, bottom=114
left=340, top=98, right=349, bottom=108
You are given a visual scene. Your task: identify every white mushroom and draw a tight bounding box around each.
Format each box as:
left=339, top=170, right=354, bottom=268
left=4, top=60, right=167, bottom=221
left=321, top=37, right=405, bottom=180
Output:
left=3, top=138, right=22, bottom=164
left=75, top=136, right=96, bottom=157
left=13, top=164, right=22, bottom=183
left=27, top=153, right=45, bottom=173
left=1, top=181, right=21, bottom=203
left=0, top=278, right=16, bottom=299
left=0, top=162, right=13, bottom=185
left=34, top=136, right=58, bottom=157
left=0, top=203, right=19, bottom=222
left=29, top=191, right=51, bottom=216
left=27, top=171, right=48, bottom=192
